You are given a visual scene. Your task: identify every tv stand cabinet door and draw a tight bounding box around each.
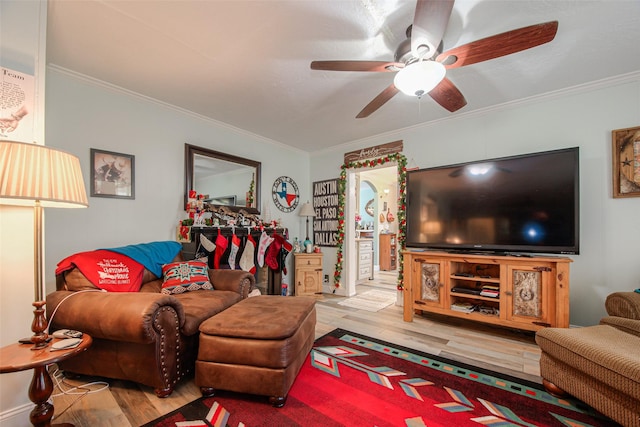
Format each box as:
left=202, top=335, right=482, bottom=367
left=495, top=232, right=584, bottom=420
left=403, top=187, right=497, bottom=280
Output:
left=505, top=264, right=553, bottom=328
left=404, top=255, right=447, bottom=321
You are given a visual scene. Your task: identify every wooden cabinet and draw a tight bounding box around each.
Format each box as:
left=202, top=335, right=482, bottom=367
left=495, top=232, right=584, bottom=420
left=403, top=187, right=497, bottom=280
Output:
left=403, top=251, right=571, bottom=332
left=379, top=233, right=397, bottom=271
left=356, top=239, right=373, bottom=281
left=506, top=264, right=554, bottom=327
left=405, top=255, right=446, bottom=309
left=294, top=253, right=323, bottom=296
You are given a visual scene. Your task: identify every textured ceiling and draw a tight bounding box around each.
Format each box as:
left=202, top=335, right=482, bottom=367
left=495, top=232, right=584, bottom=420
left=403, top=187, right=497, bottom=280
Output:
left=46, top=0, right=640, bottom=153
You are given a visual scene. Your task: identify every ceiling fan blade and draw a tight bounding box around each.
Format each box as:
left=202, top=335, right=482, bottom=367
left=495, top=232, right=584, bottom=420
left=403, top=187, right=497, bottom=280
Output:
left=310, top=61, right=403, bottom=72
left=356, top=84, right=399, bottom=118
left=436, top=21, right=559, bottom=69
left=428, top=78, right=467, bottom=112
left=411, top=0, right=454, bottom=58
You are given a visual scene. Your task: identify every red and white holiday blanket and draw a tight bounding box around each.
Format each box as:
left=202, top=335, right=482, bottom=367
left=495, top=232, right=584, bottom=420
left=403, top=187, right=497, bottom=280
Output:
left=56, top=250, right=145, bottom=292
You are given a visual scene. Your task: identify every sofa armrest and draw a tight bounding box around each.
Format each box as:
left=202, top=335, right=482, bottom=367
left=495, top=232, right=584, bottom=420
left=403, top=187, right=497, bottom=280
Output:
left=600, top=316, right=640, bottom=338
left=208, top=269, right=256, bottom=299
left=605, top=291, right=640, bottom=320
left=46, top=290, right=185, bottom=343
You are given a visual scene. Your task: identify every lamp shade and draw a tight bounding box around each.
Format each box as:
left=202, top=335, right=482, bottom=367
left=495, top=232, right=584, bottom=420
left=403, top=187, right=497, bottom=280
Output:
left=0, top=140, right=88, bottom=208
left=298, top=201, right=315, bottom=217
left=393, top=60, right=446, bottom=97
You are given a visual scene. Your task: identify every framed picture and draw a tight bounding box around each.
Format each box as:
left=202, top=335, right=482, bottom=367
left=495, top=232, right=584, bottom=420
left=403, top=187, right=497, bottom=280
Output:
left=612, top=126, right=640, bottom=198
left=90, top=148, right=135, bottom=199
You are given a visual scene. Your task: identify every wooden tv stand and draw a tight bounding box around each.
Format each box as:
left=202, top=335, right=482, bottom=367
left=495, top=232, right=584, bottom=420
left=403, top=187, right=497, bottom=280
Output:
left=402, top=251, right=572, bottom=332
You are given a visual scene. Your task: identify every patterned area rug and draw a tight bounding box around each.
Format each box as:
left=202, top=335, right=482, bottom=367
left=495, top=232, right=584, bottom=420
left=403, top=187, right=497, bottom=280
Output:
left=337, top=289, right=397, bottom=312
left=144, top=329, right=618, bottom=427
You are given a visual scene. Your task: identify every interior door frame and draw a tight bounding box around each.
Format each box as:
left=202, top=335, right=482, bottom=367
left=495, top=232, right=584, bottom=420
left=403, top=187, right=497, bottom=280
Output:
left=332, top=153, right=407, bottom=296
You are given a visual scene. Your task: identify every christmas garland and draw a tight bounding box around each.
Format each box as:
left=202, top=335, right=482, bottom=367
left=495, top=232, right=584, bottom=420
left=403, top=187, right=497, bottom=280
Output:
left=333, top=153, right=407, bottom=292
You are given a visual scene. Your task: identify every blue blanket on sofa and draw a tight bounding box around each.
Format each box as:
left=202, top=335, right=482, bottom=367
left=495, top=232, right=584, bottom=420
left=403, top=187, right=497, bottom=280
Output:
left=104, top=241, right=182, bottom=278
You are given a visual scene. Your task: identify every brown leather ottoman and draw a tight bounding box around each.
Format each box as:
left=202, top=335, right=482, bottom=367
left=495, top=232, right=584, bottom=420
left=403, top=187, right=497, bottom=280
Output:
left=195, top=295, right=316, bottom=407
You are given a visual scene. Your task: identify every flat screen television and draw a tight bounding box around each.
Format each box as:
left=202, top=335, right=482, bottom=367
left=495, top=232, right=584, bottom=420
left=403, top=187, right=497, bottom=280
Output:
left=405, top=147, right=579, bottom=255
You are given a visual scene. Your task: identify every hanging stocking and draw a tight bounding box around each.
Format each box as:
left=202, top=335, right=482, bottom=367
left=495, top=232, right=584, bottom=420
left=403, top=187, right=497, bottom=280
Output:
left=213, top=229, right=229, bottom=269
left=257, top=231, right=274, bottom=268
left=228, top=233, right=241, bottom=270
left=200, top=234, right=216, bottom=252
left=265, top=233, right=283, bottom=271
left=280, top=235, right=293, bottom=253
left=239, top=233, right=257, bottom=274
left=280, top=236, right=292, bottom=275
left=196, top=233, right=216, bottom=263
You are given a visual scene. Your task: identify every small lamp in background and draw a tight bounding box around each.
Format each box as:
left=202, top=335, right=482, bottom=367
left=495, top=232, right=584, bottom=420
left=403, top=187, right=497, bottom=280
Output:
left=298, top=201, right=315, bottom=249
left=0, top=140, right=88, bottom=349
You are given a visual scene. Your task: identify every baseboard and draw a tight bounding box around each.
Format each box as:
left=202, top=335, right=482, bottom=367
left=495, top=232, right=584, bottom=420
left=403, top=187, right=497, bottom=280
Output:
left=0, top=402, right=31, bottom=427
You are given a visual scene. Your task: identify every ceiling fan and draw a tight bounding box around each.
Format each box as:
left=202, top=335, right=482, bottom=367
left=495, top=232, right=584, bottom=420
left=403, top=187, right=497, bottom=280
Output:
left=310, top=0, right=558, bottom=118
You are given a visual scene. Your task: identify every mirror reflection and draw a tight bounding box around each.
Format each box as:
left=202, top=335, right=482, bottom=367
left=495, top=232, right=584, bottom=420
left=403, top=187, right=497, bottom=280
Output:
left=185, top=144, right=261, bottom=213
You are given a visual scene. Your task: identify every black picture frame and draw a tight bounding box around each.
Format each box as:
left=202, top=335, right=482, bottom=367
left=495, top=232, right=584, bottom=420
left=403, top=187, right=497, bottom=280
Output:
left=90, top=148, right=135, bottom=199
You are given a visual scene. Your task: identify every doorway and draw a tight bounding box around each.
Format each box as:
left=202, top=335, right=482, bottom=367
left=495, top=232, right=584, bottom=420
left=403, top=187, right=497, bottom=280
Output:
left=346, top=164, right=398, bottom=296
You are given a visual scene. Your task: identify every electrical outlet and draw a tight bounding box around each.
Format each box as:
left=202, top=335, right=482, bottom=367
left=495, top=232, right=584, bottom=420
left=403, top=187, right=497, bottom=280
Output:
left=324, top=274, right=329, bottom=283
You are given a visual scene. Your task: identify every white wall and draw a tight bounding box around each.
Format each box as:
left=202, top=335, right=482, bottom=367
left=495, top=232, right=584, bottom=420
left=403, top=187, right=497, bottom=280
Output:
left=43, top=68, right=311, bottom=293
left=311, top=74, right=640, bottom=327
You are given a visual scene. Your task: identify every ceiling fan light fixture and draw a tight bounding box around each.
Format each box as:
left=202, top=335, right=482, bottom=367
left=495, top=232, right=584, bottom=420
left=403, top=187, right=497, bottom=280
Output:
left=394, top=60, right=446, bottom=97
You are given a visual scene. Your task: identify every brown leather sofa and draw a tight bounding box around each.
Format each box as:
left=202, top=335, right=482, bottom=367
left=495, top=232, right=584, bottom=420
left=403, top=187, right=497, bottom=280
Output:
left=46, top=256, right=255, bottom=397
left=535, top=291, right=640, bottom=427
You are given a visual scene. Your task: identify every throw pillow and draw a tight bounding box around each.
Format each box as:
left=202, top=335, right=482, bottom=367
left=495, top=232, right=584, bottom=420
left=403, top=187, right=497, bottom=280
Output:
left=161, top=260, right=213, bottom=295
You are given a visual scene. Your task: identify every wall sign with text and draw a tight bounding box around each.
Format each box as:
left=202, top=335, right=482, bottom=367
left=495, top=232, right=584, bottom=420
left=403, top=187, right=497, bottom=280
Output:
left=343, top=140, right=403, bottom=163
left=1, top=67, right=35, bottom=143
left=312, top=178, right=339, bottom=247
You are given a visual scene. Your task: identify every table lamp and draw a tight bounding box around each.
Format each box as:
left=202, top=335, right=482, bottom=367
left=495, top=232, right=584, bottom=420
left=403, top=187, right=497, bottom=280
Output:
left=298, top=201, right=315, bottom=249
left=0, top=140, right=88, bottom=349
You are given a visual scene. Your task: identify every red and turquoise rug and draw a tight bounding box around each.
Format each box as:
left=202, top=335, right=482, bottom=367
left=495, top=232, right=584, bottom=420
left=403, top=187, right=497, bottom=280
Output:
left=145, top=328, right=618, bottom=426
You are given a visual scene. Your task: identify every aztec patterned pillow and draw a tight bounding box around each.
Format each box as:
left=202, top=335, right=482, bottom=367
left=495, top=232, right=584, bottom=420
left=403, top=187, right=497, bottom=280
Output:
left=161, top=260, right=213, bottom=295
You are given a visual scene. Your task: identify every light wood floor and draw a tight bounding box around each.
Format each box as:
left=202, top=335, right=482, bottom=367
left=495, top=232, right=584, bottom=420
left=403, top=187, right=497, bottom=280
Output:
left=50, top=272, right=542, bottom=426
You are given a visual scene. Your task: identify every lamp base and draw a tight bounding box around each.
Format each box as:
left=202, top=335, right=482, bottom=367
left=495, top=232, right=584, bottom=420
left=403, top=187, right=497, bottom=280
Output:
left=30, top=301, right=49, bottom=350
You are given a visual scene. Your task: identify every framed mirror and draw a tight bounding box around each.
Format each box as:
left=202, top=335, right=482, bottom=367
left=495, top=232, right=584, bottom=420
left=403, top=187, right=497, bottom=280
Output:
left=185, top=144, right=261, bottom=213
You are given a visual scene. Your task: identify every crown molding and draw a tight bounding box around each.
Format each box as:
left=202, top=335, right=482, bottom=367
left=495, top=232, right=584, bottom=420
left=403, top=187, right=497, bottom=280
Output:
left=46, top=64, right=308, bottom=156
left=313, top=70, right=640, bottom=156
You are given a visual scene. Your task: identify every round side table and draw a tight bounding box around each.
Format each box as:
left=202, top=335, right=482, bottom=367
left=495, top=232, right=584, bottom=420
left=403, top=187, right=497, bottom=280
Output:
left=0, top=335, right=92, bottom=427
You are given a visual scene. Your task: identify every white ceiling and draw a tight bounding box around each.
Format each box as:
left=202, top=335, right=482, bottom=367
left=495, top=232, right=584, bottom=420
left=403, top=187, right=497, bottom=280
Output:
left=46, top=0, right=640, bottom=153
